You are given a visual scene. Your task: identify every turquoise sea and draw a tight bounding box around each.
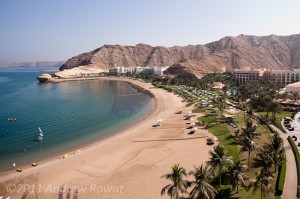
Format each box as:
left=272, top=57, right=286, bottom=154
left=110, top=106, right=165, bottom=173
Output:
left=0, top=67, right=154, bottom=171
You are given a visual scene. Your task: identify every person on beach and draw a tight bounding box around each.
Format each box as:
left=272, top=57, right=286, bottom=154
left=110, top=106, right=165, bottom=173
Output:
left=13, top=163, right=15, bottom=169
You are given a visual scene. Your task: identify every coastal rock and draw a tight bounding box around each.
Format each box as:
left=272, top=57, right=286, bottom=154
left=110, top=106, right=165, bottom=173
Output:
left=36, top=74, right=52, bottom=82
left=60, top=34, right=300, bottom=77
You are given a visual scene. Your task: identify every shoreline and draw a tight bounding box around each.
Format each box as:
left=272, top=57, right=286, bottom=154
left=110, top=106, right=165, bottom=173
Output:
left=0, top=77, right=215, bottom=199
left=0, top=77, right=157, bottom=176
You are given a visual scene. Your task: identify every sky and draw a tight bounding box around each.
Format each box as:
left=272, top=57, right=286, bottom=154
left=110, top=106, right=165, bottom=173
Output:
left=0, top=0, right=300, bottom=62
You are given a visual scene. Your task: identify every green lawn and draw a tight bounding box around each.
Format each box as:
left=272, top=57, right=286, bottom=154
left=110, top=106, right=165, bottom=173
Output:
left=198, top=115, right=217, bottom=124
left=192, top=107, right=206, bottom=113
left=257, top=111, right=293, bottom=133
left=209, top=90, right=222, bottom=95
left=205, top=109, right=280, bottom=198
left=207, top=123, right=238, bottom=161
left=257, top=111, right=293, bottom=121
left=186, top=100, right=196, bottom=107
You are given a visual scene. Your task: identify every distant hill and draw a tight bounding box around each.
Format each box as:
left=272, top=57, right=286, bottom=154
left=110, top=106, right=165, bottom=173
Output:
left=60, top=34, right=300, bottom=78
left=0, top=61, right=65, bottom=67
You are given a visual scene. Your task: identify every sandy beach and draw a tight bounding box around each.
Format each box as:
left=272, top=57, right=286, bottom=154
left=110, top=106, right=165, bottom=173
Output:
left=0, top=78, right=215, bottom=199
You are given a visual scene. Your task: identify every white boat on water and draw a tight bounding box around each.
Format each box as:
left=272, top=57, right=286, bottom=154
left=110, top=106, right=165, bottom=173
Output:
left=37, top=127, right=43, bottom=141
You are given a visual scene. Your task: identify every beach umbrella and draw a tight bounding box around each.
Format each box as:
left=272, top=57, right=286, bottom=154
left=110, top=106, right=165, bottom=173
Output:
left=66, top=188, right=71, bottom=199
left=157, top=119, right=163, bottom=126
left=58, top=186, right=64, bottom=199
left=73, top=189, right=78, bottom=199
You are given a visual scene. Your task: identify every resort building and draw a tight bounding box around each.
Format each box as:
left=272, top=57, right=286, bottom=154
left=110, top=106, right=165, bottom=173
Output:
left=268, top=69, right=300, bottom=85
left=234, top=68, right=300, bottom=85
left=108, top=66, right=169, bottom=76
left=233, top=68, right=267, bottom=84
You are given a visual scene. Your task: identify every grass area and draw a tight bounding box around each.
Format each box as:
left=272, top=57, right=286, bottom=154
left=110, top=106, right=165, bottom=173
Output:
left=192, top=107, right=206, bottom=113
left=207, top=123, right=238, bottom=161
left=186, top=100, right=196, bottom=107
left=211, top=109, right=280, bottom=198
left=257, top=111, right=293, bottom=121
left=258, top=111, right=293, bottom=133
left=198, top=115, right=217, bottom=124
left=209, top=90, right=221, bottom=95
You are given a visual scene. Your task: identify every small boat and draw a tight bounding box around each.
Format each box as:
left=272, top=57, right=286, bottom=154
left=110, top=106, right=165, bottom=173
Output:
left=32, top=163, right=38, bottom=166
left=16, top=168, right=23, bottom=172
left=8, top=117, right=17, bottom=121
left=63, top=154, right=68, bottom=159
left=37, top=127, right=43, bottom=141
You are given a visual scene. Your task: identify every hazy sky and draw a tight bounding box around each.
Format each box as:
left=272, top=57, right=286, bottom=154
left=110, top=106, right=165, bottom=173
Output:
left=1, top=0, right=300, bottom=62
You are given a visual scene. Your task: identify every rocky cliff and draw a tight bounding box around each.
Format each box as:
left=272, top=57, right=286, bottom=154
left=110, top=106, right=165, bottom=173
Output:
left=60, top=34, right=300, bottom=77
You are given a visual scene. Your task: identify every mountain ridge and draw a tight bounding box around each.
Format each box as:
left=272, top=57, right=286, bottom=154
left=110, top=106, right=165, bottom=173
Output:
left=60, top=34, right=300, bottom=77
left=0, top=61, right=65, bottom=67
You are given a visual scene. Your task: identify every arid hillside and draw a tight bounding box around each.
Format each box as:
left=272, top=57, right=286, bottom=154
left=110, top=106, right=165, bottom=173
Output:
left=60, top=34, right=300, bottom=77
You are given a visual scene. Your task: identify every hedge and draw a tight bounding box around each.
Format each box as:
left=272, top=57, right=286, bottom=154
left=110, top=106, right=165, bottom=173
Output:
left=287, top=136, right=300, bottom=197
left=275, top=152, right=286, bottom=196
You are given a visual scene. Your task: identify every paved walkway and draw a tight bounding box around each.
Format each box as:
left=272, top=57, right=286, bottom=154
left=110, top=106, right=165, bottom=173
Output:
left=270, top=124, right=298, bottom=199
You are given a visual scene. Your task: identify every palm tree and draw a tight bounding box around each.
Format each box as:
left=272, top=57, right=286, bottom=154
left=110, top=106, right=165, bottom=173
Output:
left=215, top=96, right=226, bottom=121
left=239, top=116, right=260, bottom=140
left=292, top=91, right=299, bottom=103
left=253, top=147, right=274, bottom=174
left=228, top=159, right=248, bottom=193
left=161, top=164, right=188, bottom=199
left=237, top=136, right=256, bottom=167
left=189, top=165, right=217, bottom=199
left=251, top=169, right=273, bottom=199
left=269, top=101, right=280, bottom=122
left=207, top=145, right=232, bottom=185
left=266, top=134, right=285, bottom=173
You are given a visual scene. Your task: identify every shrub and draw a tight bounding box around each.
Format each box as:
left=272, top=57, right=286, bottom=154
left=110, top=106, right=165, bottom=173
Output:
left=275, top=154, right=286, bottom=196
left=215, top=185, right=231, bottom=199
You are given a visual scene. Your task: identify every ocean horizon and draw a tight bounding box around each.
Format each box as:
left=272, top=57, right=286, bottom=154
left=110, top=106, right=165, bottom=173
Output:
left=0, top=67, right=154, bottom=171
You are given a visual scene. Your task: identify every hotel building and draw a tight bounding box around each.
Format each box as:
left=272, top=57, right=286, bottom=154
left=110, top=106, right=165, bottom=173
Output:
left=234, top=68, right=300, bottom=85
left=108, top=66, right=169, bottom=76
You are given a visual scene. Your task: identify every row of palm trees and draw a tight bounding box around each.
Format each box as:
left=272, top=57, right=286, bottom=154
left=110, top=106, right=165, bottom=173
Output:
left=161, top=146, right=275, bottom=199
left=161, top=115, right=284, bottom=199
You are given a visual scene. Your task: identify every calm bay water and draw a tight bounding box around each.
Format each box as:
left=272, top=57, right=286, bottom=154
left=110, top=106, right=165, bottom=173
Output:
left=0, top=67, right=154, bottom=171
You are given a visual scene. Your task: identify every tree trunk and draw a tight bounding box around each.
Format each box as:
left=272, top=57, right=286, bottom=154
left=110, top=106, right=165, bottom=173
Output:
left=236, top=180, right=239, bottom=193
left=248, top=151, right=250, bottom=167
left=261, top=186, right=263, bottom=199
left=219, top=166, right=222, bottom=185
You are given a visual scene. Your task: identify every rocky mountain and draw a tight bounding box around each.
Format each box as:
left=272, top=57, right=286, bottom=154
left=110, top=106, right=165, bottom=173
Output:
left=0, top=61, right=65, bottom=67
left=60, top=34, right=300, bottom=77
